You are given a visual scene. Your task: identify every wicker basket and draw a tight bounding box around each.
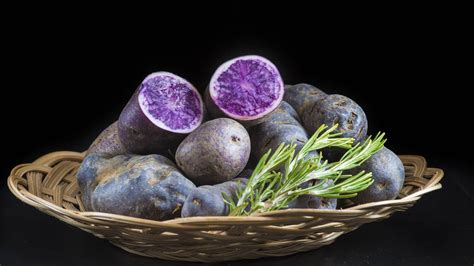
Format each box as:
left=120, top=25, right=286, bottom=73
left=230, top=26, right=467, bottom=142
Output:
left=7, top=151, right=443, bottom=263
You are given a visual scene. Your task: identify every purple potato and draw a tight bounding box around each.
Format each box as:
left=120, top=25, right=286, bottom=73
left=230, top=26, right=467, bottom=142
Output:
left=86, top=121, right=126, bottom=157
left=348, top=147, right=405, bottom=204
left=302, top=94, right=368, bottom=162
left=249, top=101, right=308, bottom=161
left=77, top=154, right=196, bottom=220
left=206, top=55, right=284, bottom=127
left=284, top=83, right=327, bottom=118
left=181, top=178, right=248, bottom=217
left=118, top=72, right=204, bottom=155
left=302, top=94, right=367, bottom=141
left=175, top=118, right=251, bottom=186
left=288, top=194, right=337, bottom=210
left=287, top=180, right=337, bottom=210
left=308, top=196, right=337, bottom=210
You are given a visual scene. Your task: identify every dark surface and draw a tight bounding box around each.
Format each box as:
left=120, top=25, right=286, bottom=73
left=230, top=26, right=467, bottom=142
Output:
left=2, top=6, right=472, bottom=265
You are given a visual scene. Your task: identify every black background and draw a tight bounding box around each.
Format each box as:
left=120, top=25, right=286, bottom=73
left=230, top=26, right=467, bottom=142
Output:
left=1, top=6, right=472, bottom=265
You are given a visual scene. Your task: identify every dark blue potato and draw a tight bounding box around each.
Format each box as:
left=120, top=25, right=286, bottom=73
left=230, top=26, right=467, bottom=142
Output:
left=288, top=194, right=337, bottom=210
left=86, top=121, right=126, bottom=157
left=302, top=94, right=367, bottom=141
left=284, top=83, right=327, bottom=118
left=181, top=178, right=248, bottom=217
left=249, top=101, right=309, bottom=162
left=118, top=72, right=204, bottom=155
left=302, top=94, right=368, bottom=162
left=348, top=147, right=405, bottom=204
left=206, top=55, right=284, bottom=127
left=287, top=180, right=337, bottom=210
left=77, top=154, right=196, bottom=220
left=175, top=118, right=251, bottom=186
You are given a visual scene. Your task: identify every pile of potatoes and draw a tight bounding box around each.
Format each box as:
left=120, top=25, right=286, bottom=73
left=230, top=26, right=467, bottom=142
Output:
left=77, top=55, right=405, bottom=221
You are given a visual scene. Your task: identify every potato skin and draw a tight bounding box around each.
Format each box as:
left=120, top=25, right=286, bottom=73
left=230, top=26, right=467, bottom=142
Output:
left=286, top=180, right=337, bottom=210
left=86, top=121, right=126, bottom=157
left=118, top=89, right=186, bottom=155
left=175, top=118, right=251, bottom=186
left=249, top=101, right=309, bottom=161
left=348, top=147, right=405, bottom=204
left=77, top=154, right=196, bottom=220
left=288, top=194, right=337, bottom=210
left=181, top=177, right=248, bottom=217
left=284, top=83, right=327, bottom=118
left=302, top=94, right=368, bottom=161
left=302, top=94, right=367, bottom=142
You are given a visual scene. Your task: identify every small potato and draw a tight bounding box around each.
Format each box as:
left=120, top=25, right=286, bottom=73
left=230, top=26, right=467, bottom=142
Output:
left=286, top=180, right=337, bottom=210
left=175, top=118, right=251, bottom=186
left=348, top=147, right=405, bottom=204
left=77, top=154, right=196, bottom=220
left=86, top=121, right=126, bottom=157
left=181, top=177, right=248, bottom=217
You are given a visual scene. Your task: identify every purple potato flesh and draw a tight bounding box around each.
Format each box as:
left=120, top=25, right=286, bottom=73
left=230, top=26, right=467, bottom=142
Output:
left=118, top=72, right=204, bottom=155
left=139, top=72, right=203, bottom=133
left=207, top=55, right=284, bottom=125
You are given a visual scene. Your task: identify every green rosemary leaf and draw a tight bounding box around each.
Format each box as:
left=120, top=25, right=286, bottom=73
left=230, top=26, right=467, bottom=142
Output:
left=228, top=124, right=386, bottom=216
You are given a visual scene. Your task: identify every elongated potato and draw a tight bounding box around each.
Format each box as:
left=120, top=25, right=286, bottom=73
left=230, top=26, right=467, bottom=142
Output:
left=77, top=154, right=196, bottom=220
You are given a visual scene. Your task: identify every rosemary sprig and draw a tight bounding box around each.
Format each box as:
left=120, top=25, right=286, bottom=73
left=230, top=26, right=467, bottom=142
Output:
left=228, top=124, right=386, bottom=216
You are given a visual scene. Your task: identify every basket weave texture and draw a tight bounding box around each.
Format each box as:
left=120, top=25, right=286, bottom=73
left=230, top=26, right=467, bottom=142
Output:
left=7, top=151, right=443, bottom=262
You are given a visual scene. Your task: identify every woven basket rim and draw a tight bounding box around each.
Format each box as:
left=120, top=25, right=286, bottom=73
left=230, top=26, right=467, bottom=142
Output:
left=8, top=151, right=444, bottom=226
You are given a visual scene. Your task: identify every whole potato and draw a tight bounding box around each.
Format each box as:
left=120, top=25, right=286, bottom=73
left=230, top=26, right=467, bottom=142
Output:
left=348, top=147, right=405, bottom=204
left=284, top=83, right=327, bottom=118
left=77, top=154, right=196, bottom=220
left=181, top=177, right=248, bottom=217
left=86, top=121, right=126, bottom=157
left=249, top=101, right=308, bottom=161
left=302, top=94, right=368, bottom=161
left=302, top=94, right=367, bottom=142
left=287, top=180, right=337, bottom=210
left=175, top=118, right=251, bottom=185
